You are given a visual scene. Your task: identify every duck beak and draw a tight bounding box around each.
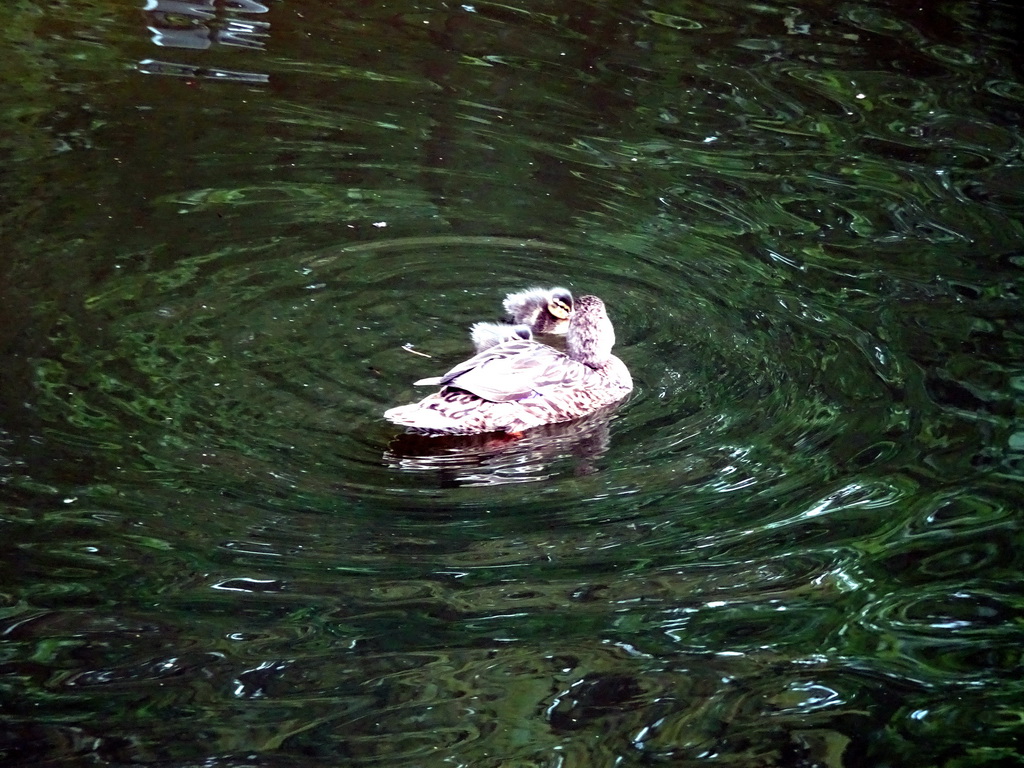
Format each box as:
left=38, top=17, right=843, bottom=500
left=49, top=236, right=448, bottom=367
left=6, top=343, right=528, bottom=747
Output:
left=548, top=298, right=572, bottom=319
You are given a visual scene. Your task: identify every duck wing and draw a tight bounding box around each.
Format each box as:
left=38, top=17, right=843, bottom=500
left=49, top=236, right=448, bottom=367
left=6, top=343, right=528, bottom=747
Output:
left=416, top=339, right=583, bottom=403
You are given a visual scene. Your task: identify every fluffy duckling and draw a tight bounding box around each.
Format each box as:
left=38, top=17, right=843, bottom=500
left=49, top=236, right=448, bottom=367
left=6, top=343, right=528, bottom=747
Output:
left=503, top=286, right=574, bottom=335
left=385, top=295, right=631, bottom=435
left=469, top=322, right=534, bottom=352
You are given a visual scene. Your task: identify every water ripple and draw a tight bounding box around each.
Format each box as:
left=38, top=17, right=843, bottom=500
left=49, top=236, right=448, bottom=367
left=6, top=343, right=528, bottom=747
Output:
left=4, top=0, right=1023, bottom=764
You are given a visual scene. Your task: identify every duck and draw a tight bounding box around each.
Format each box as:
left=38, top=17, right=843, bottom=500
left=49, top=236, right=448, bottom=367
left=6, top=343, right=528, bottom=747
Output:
left=385, top=295, right=632, bottom=435
left=503, top=286, right=574, bottom=335
left=468, top=322, right=534, bottom=352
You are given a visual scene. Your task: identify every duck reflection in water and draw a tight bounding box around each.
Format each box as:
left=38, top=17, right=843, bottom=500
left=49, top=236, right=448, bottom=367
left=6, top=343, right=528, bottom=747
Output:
left=384, top=295, right=632, bottom=436
left=384, top=403, right=624, bottom=485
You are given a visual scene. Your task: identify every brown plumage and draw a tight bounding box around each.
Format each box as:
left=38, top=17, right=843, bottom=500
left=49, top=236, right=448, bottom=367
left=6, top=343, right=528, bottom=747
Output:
left=385, top=295, right=632, bottom=435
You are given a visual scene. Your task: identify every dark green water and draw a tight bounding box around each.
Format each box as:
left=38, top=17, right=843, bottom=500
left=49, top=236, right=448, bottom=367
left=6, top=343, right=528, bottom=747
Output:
left=2, top=0, right=1022, bottom=765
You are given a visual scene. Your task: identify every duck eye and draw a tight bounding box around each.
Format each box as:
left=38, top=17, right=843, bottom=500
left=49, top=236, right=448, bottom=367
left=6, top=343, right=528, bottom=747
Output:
left=548, top=298, right=572, bottom=319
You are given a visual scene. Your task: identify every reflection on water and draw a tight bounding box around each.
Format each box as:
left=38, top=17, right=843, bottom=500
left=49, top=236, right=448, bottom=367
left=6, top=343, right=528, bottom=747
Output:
left=144, top=0, right=270, bottom=51
left=385, top=404, right=622, bottom=485
left=2, top=0, right=1023, bottom=765
left=141, top=0, right=271, bottom=82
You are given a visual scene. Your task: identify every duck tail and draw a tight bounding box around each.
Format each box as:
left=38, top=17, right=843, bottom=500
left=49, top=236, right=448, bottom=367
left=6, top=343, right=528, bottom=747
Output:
left=383, top=404, right=461, bottom=433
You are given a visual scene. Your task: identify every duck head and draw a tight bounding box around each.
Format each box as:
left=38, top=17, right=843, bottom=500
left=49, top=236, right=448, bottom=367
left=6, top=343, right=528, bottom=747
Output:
left=567, top=295, right=616, bottom=368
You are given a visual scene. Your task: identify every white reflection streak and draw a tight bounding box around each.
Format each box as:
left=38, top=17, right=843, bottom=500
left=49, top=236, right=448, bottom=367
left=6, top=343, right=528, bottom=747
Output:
left=138, top=60, right=270, bottom=84
left=212, top=578, right=280, bottom=592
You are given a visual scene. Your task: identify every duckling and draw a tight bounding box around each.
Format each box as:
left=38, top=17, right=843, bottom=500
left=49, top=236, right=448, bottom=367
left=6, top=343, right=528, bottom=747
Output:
left=503, top=286, right=574, bottom=335
left=385, top=295, right=631, bottom=435
left=469, top=322, right=534, bottom=352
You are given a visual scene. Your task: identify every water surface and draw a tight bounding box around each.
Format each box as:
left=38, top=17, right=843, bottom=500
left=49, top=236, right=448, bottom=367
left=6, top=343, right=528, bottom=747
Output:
left=1, top=0, right=1022, bottom=765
